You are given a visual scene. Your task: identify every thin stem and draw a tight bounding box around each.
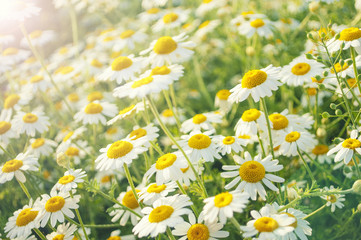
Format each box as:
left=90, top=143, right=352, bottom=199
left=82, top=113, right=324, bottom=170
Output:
left=163, top=90, right=181, bottom=128
left=166, top=227, right=176, bottom=240
left=68, top=2, right=79, bottom=56
left=352, top=157, right=361, bottom=178
left=150, top=141, right=164, bottom=155
left=350, top=47, right=361, bottom=96
left=297, top=148, right=316, bottom=184
left=0, top=144, right=13, bottom=158
left=193, top=57, right=213, bottom=108
left=70, top=192, right=89, bottom=240
left=34, top=228, right=47, bottom=240
left=260, top=98, right=275, bottom=158
left=17, top=179, right=31, bottom=200
left=303, top=204, right=326, bottom=219
left=176, top=181, right=198, bottom=216
left=277, top=196, right=301, bottom=212
left=123, top=163, right=144, bottom=208
left=230, top=217, right=241, bottom=231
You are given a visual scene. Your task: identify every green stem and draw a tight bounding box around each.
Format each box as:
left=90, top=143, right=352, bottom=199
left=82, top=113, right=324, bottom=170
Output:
left=34, top=228, right=47, bottom=240
left=297, top=148, right=316, bottom=184
left=230, top=217, right=242, bottom=231
left=70, top=192, right=89, bottom=240
left=68, top=2, right=79, bottom=56
left=150, top=141, right=164, bottom=155
left=0, top=144, right=13, bottom=158
left=163, top=90, right=181, bottom=128
left=303, top=204, right=326, bottom=219
left=17, top=179, right=31, bottom=200
left=123, top=163, right=144, bottom=208
left=260, top=98, right=275, bottom=158
left=352, top=157, right=361, bottom=178
left=350, top=47, right=361, bottom=96
left=166, top=227, right=176, bottom=240
left=193, top=57, right=213, bottom=108
left=176, top=181, right=198, bottom=216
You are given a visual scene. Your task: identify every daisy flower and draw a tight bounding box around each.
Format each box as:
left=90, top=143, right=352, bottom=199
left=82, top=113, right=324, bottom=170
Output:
left=21, top=30, right=56, bottom=48
left=0, top=34, right=15, bottom=45
left=152, top=9, right=189, bottom=32
left=282, top=180, right=306, bottom=200
left=213, top=135, right=246, bottom=155
left=26, top=137, right=57, bottom=157
left=107, top=230, right=135, bottom=240
left=63, top=140, right=90, bottom=165
left=240, top=204, right=295, bottom=239
left=46, top=222, right=77, bottom=240
left=0, top=153, right=38, bottom=184
left=194, top=20, right=221, bottom=40
left=327, top=27, right=361, bottom=53
left=113, top=29, right=147, bottom=50
left=98, top=54, right=145, bottom=84
left=1, top=47, right=30, bottom=64
left=126, top=124, right=159, bottom=147
left=215, top=89, right=232, bottom=113
left=221, top=152, right=284, bottom=201
left=172, top=212, right=229, bottom=240
left=327, top=129, right=361, bottom=165
left=335, top=77, right=361, bottom=99
left=133, top=194, right=192, bottom=238
left=95, top=138, right=147, bottom=171
left=138, top=8, right=163, bottom=23
left=4, top=199, right=41, bottom=239
left=37, top=190, right=80, bottom=227
left=107, top=102, right=146, bottom=125
left=12, top=110, right=50, bottom=137
left=74, top=101, right=118, bottom=125
left=139, top=181, right=178, bottom=205
left=105, top=126, right=124, bottom=141
left=56, top=126, right=87, bottom=153
left=0, top=93, right=32, bottom=121
left=239, top=18, right=274, bottom=38
left=178, top=162, right=204, bottom=186
left=228, top=65, right=282, bottom=103
left=0, top=1, right=41, bottom=21
left=142, top=0, right=168, bottom=8
left=0, top=120, right=18, bottom=145
left=53, top=169, right=87, bottom=193
left=140, top=33, right=195, bottom=67
left=53, top=65, right=81, bottom=83
left=202, top=190, right=249, bottom=224
left=196, top=0, right=227, bottom=16
left=181, top=112, right=222, bottom=133
left=25, top=74, right=52, bottom=92
left=235, top=108, right=266, bottom=136
left=310, top=144, right=333, bottom=164
left=160, top=108, right=183, bottom=125
left=321, top=186, right=345, bottom=212
left=145, top=152, right=188, bottom=185
left=274, top=129, right=317, bottom=156
left=141, top=64, right=184, bottom=84
left=280, top=56, right=324, bottom=86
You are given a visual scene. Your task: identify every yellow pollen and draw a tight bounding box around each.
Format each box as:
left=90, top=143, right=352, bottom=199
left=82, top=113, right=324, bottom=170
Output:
left=326, top=194, right=337, bottom=203
left=29, top=30, right=42, bottom=39
left=119, top=105, right=135, bottom=115
left=342, top=138, right=361, bottom=149
left=129, top=128, right=147, bottom=140
left=111, top=51, right=122, bottom=59
left=122, top=190, right=140, bottom=209
left=282, top=212, right=297, bottom=228
left=87, top=91, right=103, bottom=102
left=111, top=56, right=133, bottom=71
left=16, top=208, right=39, bottom=227
left=120, top=30, right=135, bottom=39
left=3, top=47, right=18, bottom=56
left=203, top=0, right=213, bottom=3
left=187, top=223, right=210, bottom=240
left=254, top=217, right=279, bottom=232
left=192, top=114, right=207, bottom=124
left=281, top=18, right=292, bottom=24
left=147, top=8, right=160, bottom=14
left=163, top=13, right=179, bottom=23
left=241, top=109, right=261, bottom=122
left=153, top=36, right=177, bottom=54
left=347, top=78, right=357, bottom=88
left=106, top=127, right=117, bottom=135
left=216, top=89, right=231, bottom=100
left=101, top=175, right=113, bottom=183
left=307, top=88, right=317, bottom=96
left=2, top=159, right=23, bottom=173
left=103, top=36, right=115, bottom=42
left=242, top=11, right=254, bottom=16
left=269, top=113, right=289, bottom=130
left=65, top=147, right=79, bottom=156
left=45, top=196, right=65, bottom=212
left=241, top=70, right=268, bottom=89
left=147, top=183, right=167, bottom=193
left=287, top=182, right=297, bottom=188
left=90, top=59, right=103, bottom=68
left=331, top=62, right=349, bottom=73
left=156, top=153, right=177, bottom=170
left=60, top=66, right=74, bottom=75
left=4, top=94, right=20, bottom=109
left=312, top=144, right=329, bottom=155
left=59, top=47, right=68, bottom=55
left=107, top=140, right=133, bottom=159
left=52, top=234, right=65, bottom=240
left=151, top=66, right=171, bottom=75
left=285, top=131, right=301, bottom=142
left=149, top=205, right=174, bottom=223
left=58, top=175, right=75, bottom=185
left=223, top=136, right=235, bottom=145
left=162, top=109, right=174, bottom=117
left=131, top=76, right=153, bottom=88
left=238, top=134, right=251, bottom=139
left=23, top=113, right=38, bottom=123
left=31, top=138, right=45, bottom=148
left=214, top=192, right=233, bottom=208
left=274, top=145, right=281, bottom=151
left=339, top=27, right=361, bottom=41
left=250, top=19, right=265, bottom=28
left=30, top=75, right=44, bottom=83
left=84, top=102, right=103, bottom=114
left=63, top=131, right=74, bottom=142
left=43, top=170, right=51, bottom=179
left=188, top=134, right=212, bottom=149
left=0, top=121, right=11, bottom=135
left=239, top=161, right=266, bottom=183
left=107, top=236, right=121, bottom=240
left=291, top=63, right=311, bottom=75
left=199, top=20, right=210, bottom=29
left=181, top=165, right=190, bottom=173
left=67, top=93, right=79, bottom=102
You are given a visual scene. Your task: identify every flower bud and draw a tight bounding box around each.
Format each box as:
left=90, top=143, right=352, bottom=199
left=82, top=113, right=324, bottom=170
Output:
left=246, top=46, right=255, bottom=56
left=352, top=179, right=361, bottom=195
left=309, top=1, right=320, bottom=12
left=57, top=152, right=69, bottom=168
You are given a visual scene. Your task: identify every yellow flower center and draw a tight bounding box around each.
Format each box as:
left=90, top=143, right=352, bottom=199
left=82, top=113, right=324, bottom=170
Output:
left=30, top=75, right=44, bottom=83
left=16, top=208, right=39, bottom=227
left=239, top=161, right=265, bottom=183
left=120, top=30, right=135, bottom=39
left=84, top=102, right=103, bottom=114
left=90, top=59, right=103, bottom=68
left=106, top=127, right=117, bottom=135
left=312, top=144, right=329, bottom=155
left=187, top=223, right=210, bottom=240
left=241, top=109, right=261, bottom=122
left=52, top=234, right=65, bottom=240
left=199, top=20, right=210, bottom=29
left=216, top=89, right=231, bottom=100
left=122, top=190, right=140, bottom=209
left=3, top=47, right=18, bottom=56
left=222, top=136, right=235, bottom=145
left=326, top=194, right=337, bottom=203
left=162, top=109, right=174, bottom=117
left=101, top=175, right=112, bottom=183
left=119, top=105, right=135, bottom=115
left=163, top=13, right=179, bottom=23
left=188, top=134, right=212, bottom=149
left=131, top=76, right=153, bottom=88
left=2, top=159, right=23, bottom=173
left=65, top=147, right=79, bottom=156
left=149, top=205, right=174, bottom=223
left=192, top=114, right=207, bottom=124
left=311, top=77, right=324, bottom=83
left=238, top=134, right=251, bottom=139
left=285, top=131, right=301, bottom=142
left=29, top=30, right=42, bottom=39
left=241, top=70, right=268, bottom=89
left=107, top=140, right=133, bottom=159
left=45, top=196, right=65, bottom=212
left=87, top=92, right=103, bottom=102
left=281, top=18, right=292, bottom=24
left=0, top=121, right=11, bottom=135
left=181, top=165, right=190, bottom=173
left=23, top=113, right=38, bottom=123
left=129, top=128, right=147, bottom=140
left=63, top=131, right=74, bottom=142
left=269, top=113, right=289, bottom=130
left=339, top=27, right=361, bottom=41
left=59, top=47, right=68, bottom=55
left=58, top=175, right=75, bottom=185
left=31, top=138, right=45, bottom=148
left=254, top=217, right=279, bottom=232
left=151, top=66, right=171, bottom=75
left=250, top=19, right=265, bottom=28
left=67, top=93, right=79, bottom=102
left=307, top=88, right=317, bottom=96
left=103, top=36, right=115, bottom=42
left=147, top=183, right=167, bottom=193
left=111, top=51, right=122, bottom=59
left=25, top=57, right=36, bottom=64
left=214, top=192, right=233, bottom=208
left=203, top=0, right=213, bottom=3
left=111, top=56, right=133, bottom=71
left=282, top=212, right=297, bottom=228
left=153, top=36, right=177, bottom=54
left=60, top=66, right=74, bottom=75
left=242, top=10, right=254, bottom=16
left=107, top=236, right=121, bottom=240
left=147, top=8, right=160, bottom=14
left=342, top=138, right=361, bottom=149
left=331, top=62, right=349, bottom=73
left=4, top=94, right=20, bottom=109
left=155, top=153, right=177, bottom=170
left=347, top=78, right=357, bottom=88
left=291, top=63, right=311, bottom=75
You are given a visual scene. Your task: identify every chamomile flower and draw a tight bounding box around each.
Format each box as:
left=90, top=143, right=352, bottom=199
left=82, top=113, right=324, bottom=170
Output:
left=202, top=190, right=249, bottom=224
left=26, top=138, right=57, bottom=157
left=142, top=0, right=168, bottom=8
left=327, top=27, right=361, bottom=53
left=181, top=112, right=222, bottom=133
left=0, top=120, right=18, bottom=145
left=274, top=129, right=317, bottom=156
left=0, top=93, right=32, bottom=121
left=239, top=18, right=274, bottom=38
left=0, top=153, right=38, bottom=184
left=74, top=101, right=118, bottom=125
left=63, top=140, right=90, bottom=165
left=1, top=47, right=31, bottom=65
left=311, top=144, right=333, bottom=164
left=172, top=212, right=229, bottom=240
left=281, top=180, right=306, bottom=200
left=126, top=124, right=159, bottom=147
left=213, top=135, right=246, bottom=155
left=194, top=20, right=221, bottom=40
left=139, top=181, right=177, bottom=205
left=140, top=33, right=195, bottom=67
left=53, top=169, right=87, bottom=193
left=21, top=30, right=56, bottom=48
left=113, top=29, right=148, bottom=50
left=107, top=102, right=146, bottom=125
left=138, top=8, right=163, bottom=22
left=105, top=126, right=124, bottom=141
left=145, top=152, right=188, bottom=185
left=141, top=64, right=184, bottom=84
left=133, top=194, right=192, bottom=238
left=178, top=162, right=204, bottom=186
left=107, top=230, right=135, bottom=240
left=196, top=0, right=227, bottom=16
left=46, top=222, right=77, bottom=240
left=95, top=138, right=147, bottom=171
left=12, top=110, right=50, bottom=137
left=280, top=56, right=324, bottom=86
left=0, top=34, right=15, bottom=45
left=321, top=186, right=345, bottom=212
left=25, top=74, right=52, bottom=92
left=221, top=152, right=284, bottom=201
left=335, top=77, right=361, bottom=99
left=228, top=65, right=282, bottom=103
left=152, top=9, right=189, bottom=32
left=215, top=89, right=232, bottom=113
left=53, top=65, right=81, bottom=83
left=160, top=108, right=183, bottom=125
left=57, top=126, right=87, bottom=153
left=235, top=108, right=266, bottom=136
left=327, top=130, right=361, bottom=165
left=0, top=1, right=41, bottom=21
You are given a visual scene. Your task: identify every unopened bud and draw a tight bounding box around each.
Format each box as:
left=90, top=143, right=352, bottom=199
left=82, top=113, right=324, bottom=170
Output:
left=57, top=152, right=69, bottom=168
left=309, top=1, right=320, bottom=12
left=316, top=128, right=327, bottom=138
left=246, top=46, right=255, bottom=56
left=352, top=180, right=361, bottom=195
